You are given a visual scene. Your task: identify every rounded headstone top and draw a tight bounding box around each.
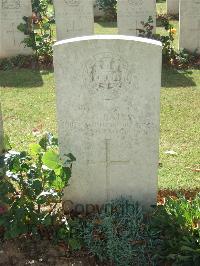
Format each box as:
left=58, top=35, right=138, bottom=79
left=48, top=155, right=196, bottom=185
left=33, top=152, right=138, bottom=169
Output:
left=53, top=35, right=162, bottom=48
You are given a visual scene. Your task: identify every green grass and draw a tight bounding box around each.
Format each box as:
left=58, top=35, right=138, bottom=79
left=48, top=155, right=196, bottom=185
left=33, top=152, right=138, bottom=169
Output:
left=1, top=68, right=199, bottom=191
left=0, top=1, right=200, bottom=191
left=157, top=0, right=167, bottom=14
left=0, top=70, right=56, bottom=148
left=159, top=68, right=200, bottom=190
left=95, top=22, right=117, bottom=34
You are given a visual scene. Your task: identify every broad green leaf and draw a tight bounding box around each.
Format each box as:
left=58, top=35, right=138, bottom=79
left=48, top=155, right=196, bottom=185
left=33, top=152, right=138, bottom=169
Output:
left=42, top=215, right=52, bottom=226
left=29, top=143, right=42, bottom=156
left=42, top=150, right=61, bottom=170
left=51, top=175, right=65, bottom=190
left=60, top=167, right=71, bottom=185
left=39, top=134, right=49, bottom=150
left=32, top=179, right=43, bottom=196
left=64, top=153, right=76, bottom=163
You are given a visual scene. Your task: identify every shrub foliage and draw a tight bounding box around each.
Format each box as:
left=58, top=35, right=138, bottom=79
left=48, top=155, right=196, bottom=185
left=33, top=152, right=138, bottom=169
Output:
left=84, top=197, right=158, bottom=266
left=0, top=133, right=75, bottom=239
left=153, top=195, right=200, bottom=265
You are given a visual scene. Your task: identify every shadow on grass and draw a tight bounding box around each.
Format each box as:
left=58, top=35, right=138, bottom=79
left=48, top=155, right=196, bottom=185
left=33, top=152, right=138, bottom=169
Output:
left=162, top=67, right=196, bottom=88
left=97, top=21, right=117, bottom=28
left=0, top=69, right=44, bottom=88
left=158, top=188, right=200, bottom=200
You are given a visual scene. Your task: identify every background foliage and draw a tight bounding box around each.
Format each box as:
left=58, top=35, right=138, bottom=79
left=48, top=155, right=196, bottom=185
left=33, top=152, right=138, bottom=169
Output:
left=18, top=0, right=55, bottom=62
left=96, top=0, right=117, bottom=21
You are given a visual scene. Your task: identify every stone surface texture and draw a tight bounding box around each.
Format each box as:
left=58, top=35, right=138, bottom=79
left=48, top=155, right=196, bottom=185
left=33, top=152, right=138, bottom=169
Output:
left=54, top=0, right=94, bottom=40
left=167, top=0, right=179, bottom=15
left=53, top=35, right=162, bottom=209
left=0, top=104, right=4, bottom=154
left=117, top=0, right=156, bottom=36
left=179, top=0, right=200, bottom=54
left=0, top=0, right=32, bottom=58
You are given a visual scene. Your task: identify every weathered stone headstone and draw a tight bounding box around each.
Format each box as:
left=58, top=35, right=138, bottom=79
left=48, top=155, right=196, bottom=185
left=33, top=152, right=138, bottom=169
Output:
left=54, top=0, right=94, bottom=41
left=117, top=0, right=156, bottom=36
left=167, top=0, right=179, bottom=15
left=0, top=0, right=32, bottom=58
left=179, top=0, right=200, bottom=54
left=53, top=35, right=162, bottom=209
left=0, top=104, right=4, bottom=155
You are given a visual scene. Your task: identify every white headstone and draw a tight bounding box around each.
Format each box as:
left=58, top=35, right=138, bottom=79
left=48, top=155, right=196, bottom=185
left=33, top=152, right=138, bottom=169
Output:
left=117, top=0, right=156, bottom=36
left=54, top=0, right=94, bottom=41
left=0, top=0, right=32, bottom=59
left=167, top=0, right=179, bottom=15
left=0, top=104, right=4, bottom=154
left=53, top=35, right=162, bottom=209
left=179, top=0, right=200, bottom=54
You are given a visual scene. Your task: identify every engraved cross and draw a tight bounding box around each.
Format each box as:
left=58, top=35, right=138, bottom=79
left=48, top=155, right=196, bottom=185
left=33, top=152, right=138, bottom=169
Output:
left=7, top=23, right=18, bottom=46
left=66, top=21, right=82, bottom=33
left=105, top=139, right=130, bottom=200
left=87, top=139, right=130, bottom=201
left=128, top=20, right=139, bottom=35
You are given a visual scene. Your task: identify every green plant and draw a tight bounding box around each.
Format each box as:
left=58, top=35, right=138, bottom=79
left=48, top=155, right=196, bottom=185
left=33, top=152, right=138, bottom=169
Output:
left=0, top=133, right=75, bottom=239
left=153, top=195, right=200, bottom=265
left=84, top=197, right=158, bottom=266
left=173, top=49, right=200, bottom=69
left=18, top=0, right=55, bottom=62
left=138, top=16, right=154, bottom=39
left=32, top=0, right=52, bottom=14
left=138, top=15, right=176, bottom=65
left=157, top=16, right=176, bottom=64
left=96, top=0, right=117, bottom=21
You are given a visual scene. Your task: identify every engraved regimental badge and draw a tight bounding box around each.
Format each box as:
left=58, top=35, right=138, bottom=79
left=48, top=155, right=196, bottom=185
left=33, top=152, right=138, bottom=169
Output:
left=84, top=53, right=131, bottom=100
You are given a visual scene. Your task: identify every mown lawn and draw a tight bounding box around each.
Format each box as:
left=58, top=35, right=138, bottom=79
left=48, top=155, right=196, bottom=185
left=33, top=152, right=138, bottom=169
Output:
left=0, top=1, right=200, bottom=191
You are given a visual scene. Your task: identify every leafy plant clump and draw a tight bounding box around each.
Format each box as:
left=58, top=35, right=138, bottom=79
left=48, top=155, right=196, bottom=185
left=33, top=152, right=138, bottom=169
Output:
left=96, top=0, right=117, bottom=21
left=139, top=16, right=200, bottom=69
left=0, top=133, right=76, bottom=240
left=138, top=16, right=176, bottom=65
left=138, top=16, right=155, bottom=39
left=153, top=195, right=200, bottom=265
left=18, top=0, right=55, bottom=65
left=83, top=197, right=158, bottom=266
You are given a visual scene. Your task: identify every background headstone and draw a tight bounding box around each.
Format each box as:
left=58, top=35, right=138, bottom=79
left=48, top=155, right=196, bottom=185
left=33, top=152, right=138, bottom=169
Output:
left=167, top=0, right=179, bottom=15
left=179, top=0, right=200, bottom=54
left=54, top=0, right=94, bottom=41
left=0, top=104, right=4, bottom=155
left=53, top=35, right=162, bottom=209
left=0, top=0, right=32, bottom=59
left=117, top=0, right=156, bottom=36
